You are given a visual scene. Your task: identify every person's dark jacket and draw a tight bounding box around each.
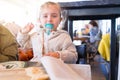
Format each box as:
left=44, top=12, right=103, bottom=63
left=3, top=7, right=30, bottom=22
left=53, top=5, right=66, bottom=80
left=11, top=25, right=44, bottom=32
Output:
left=0, top=24, right=18, bottom=62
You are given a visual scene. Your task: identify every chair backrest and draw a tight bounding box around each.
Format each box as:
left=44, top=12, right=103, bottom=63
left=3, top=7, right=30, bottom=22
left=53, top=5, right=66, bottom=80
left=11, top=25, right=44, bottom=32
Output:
left=86, top=40, right=100, bottom=54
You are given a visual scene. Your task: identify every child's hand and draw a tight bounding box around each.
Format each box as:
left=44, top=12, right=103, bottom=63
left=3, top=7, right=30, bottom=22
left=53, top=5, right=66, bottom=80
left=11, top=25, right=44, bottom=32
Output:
left=21, top=23, right=34, bottom=34
left=43, top=52, right=60, bottom=58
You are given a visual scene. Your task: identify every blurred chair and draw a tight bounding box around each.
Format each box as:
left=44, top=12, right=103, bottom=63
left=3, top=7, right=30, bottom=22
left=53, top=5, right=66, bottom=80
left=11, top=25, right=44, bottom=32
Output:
left=86, top=40, right=100, bottom=64
left=76, top=43, right=87, bottom=64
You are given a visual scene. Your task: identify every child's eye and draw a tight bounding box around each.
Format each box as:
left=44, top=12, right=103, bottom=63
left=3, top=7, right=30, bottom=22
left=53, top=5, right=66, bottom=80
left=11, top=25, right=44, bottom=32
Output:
left=41, top=14, right=47, bottom=18
left=52, top=15, right=57, bottom=18
left=43, top=15, right=48, bottom=18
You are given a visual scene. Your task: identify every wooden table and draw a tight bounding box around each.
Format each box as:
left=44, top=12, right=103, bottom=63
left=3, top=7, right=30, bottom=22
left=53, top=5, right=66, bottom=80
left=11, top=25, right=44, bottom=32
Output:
left=0, top=60, right=91, bottom=80
left=73, top=36, right=90, bottom=42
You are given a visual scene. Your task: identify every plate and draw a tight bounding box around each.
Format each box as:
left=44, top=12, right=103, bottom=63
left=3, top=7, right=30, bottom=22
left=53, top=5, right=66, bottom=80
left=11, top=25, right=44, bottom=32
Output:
left=0, top=61, right=26, bottom=69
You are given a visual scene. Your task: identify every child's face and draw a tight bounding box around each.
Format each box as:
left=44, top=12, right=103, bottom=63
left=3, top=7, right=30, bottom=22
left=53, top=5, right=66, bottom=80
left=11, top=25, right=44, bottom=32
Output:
left=40, top=5, right=61, bottom=31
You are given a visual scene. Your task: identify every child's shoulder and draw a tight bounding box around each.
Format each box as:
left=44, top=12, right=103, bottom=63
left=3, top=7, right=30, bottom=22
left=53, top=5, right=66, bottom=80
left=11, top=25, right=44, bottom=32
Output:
left=58, top=30, right=69, bottom=33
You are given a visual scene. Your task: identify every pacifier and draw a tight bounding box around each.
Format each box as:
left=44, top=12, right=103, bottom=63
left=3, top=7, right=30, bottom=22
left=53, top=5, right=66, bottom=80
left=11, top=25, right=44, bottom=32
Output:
left=45, top=23, right=53, bottom=35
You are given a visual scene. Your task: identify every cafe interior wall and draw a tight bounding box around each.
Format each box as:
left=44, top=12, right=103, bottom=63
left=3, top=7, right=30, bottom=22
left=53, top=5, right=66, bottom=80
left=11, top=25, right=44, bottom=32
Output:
left=0, top=0, right=94, bottom=27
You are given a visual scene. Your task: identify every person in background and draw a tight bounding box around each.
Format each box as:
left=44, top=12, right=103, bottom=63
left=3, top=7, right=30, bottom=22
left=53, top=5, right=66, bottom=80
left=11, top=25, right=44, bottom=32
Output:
left=86, top=20, right=101, bottom=62
left=85, top=24, right=90, bottom=34
left=88, top=20, right=102, bottom=49
left=98, top=33, right=110, bottom=61
left=73, top=29, right=78, bottom=37
left=17, top=1, right=77, bottom=63
left=89, top=20, right=99, bottom=44
left=0, top=20, right=21, bottom=47
left=84, top=24, right=90, bottom=35
left=0, top=24, right=18, bottom=62
left=4, top=22, right=21, bottom=48
left=4, top=22, right=21, bottom=38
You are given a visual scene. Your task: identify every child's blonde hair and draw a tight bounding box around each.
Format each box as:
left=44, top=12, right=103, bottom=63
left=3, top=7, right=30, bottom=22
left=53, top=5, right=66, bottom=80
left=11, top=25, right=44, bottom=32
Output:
left=39, top=1, right=61, bottom=17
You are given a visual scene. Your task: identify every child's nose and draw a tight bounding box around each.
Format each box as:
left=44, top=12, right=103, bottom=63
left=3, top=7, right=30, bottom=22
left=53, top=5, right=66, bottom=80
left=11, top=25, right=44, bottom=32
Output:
left=47, top=16, right=52, bottom=22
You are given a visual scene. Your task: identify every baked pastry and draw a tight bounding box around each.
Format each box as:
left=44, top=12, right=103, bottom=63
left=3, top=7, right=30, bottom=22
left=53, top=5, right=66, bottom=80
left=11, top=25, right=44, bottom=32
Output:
left=25, top=67, right=49, bottom=80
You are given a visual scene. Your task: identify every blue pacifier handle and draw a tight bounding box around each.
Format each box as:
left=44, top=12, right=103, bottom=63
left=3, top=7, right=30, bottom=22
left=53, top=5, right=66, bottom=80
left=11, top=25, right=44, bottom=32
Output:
left=45, top=23, right=53, bottom=29
left=45, top=23, right=53, bottom=35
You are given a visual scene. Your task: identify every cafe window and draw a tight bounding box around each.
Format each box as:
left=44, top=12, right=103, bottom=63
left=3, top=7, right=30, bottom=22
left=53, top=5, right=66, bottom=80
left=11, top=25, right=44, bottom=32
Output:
left=73, top=20, right=111, bottom=37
